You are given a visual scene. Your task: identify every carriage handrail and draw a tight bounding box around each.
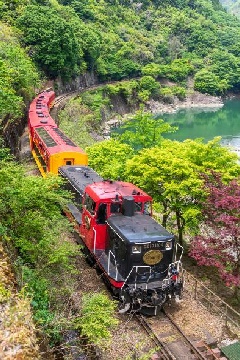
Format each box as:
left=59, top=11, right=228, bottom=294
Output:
left=174, top=243, right=184, bottom=262
left=121, top=266, right=152, bottom=290
left=107, top=250, right=118, bottom=280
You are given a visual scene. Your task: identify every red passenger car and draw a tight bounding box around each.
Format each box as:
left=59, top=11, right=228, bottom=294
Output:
left=28, top=90, right=88, bottom=176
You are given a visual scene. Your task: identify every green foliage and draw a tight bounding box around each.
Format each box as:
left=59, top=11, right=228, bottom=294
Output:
left=0, top=158, right=82, bottom=344
left=21, top=265, right=60, bottom=343
left=0, top=68, right=23, bottom=119
left=59, top=96, right=101, bottom=148
left=16, top=4, right=85, bottom=79
left=141, top=63, right=163, bottom=78
left=2, top=0, right=240, bottom=94
left=171, top=86, right=186, bottom=100
left=0, top=283, right=11, bottom=302
left=106, top=80, right=139, bottom=104
left=0, top=40, right=39, bottom=95
left=0, top=22, right=39, bottom=120
left=0, top=0, right=29, bottom=24
left=81, top=88, right=110, bottom=116
left=139, top=76, right=160, bottom=93
left=86, top=139, right=134, bottom=179
left=124, top=138, right=240, bottom=242
left=207, top=49, right=240, bottom=89
left=159, top=87, right=175, bottom=103
left=75, top=292, right=118, bottom=346
left=166, top=59, right=194, bottom=82
left=194, top=69, right=229, bottom=95
left=112, top=109, right=178, bottom=151
left=0, top=161, right=77, bottom=269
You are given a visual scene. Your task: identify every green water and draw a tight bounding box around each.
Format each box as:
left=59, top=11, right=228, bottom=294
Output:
left=160, top=98, right=240, bottom=153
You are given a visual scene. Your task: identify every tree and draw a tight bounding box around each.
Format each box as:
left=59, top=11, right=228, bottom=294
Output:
left=75, top=292, right=118, bottom=348
left=141, top=63, right=163, bottom=78
left=16, top=5, right=85, bottom=79
left=194, top=69, right=229, bottom=95
left=0, top=41, right=39, bottom=96
left=112, top=109, right=177, bottom=151
left=124, top=138, right=240, bottom=244
left=167, top=58, right=194, bottom=82
left=208, top=49, right=240, bottom=89
left=0, top=23, right=39, bottom=120
left=0, top=158, right=80, bottom=342
left=86, top=139, right=134, bottom=179
left=189, top=172, right=240, bottom=289
left=124, top=142, right=203, bottom=244
left=0, top=0, right=29, bottom=23
left=0, top=161, right=76, bottom=268
left=0, top=62, right=23, bottom=120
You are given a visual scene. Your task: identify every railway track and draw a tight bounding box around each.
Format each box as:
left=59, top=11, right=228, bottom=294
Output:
left=135, top=310, right=222, bottom=360
left=136, top=313, right=175, bottom=360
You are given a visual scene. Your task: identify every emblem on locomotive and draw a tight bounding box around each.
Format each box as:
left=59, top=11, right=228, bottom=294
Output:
left=143, top=250, right=163, bottom=265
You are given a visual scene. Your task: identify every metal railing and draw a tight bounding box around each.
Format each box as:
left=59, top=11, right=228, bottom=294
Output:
left=184, top=270, right=240, bottom=336
left=107, top=250, right=118, bottom=280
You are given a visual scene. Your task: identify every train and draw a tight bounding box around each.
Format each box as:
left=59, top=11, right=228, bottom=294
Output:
left=28, top=89, right=88, bottom=176
left=28, top=90, right=184, bottom=315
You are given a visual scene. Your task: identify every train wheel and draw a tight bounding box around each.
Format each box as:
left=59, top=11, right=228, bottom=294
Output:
left=118, top=300, right=131, bottom=314
left=85, top=254, right=95, bottom=267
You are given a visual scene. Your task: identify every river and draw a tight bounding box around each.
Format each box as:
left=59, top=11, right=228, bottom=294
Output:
left=160, top=98, right=240, bottom=157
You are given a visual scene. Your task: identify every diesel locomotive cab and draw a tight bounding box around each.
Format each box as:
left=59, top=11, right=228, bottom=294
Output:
left=106, top=197, right=183, bottom=315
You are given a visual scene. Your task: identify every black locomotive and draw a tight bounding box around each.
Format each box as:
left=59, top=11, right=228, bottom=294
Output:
left=59, top=165, right=184, bottom=315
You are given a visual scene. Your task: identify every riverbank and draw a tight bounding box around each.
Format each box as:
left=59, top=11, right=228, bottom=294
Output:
left=103, top=90, right=224, bottom=138
left=147, top=90, right=224, bottom=115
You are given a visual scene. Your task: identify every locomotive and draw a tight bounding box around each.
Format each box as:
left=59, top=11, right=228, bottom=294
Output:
left=59, top=165, right=183, bottom=315
left=28, top=91, right=184, bottom=315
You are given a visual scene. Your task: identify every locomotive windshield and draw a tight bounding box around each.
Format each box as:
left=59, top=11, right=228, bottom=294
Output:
left=110, top=201, right=121, bottom=213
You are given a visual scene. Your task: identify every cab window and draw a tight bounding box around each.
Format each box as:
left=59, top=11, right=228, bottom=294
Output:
left=110, top=202, right=121, bottom=213
left=96, top=203, right=107, bottom=224
left=143, top=201, right=151, bottom=215
left=84, top=194, right=96, bottom=215
left=135, top=202, right=142, bottom=212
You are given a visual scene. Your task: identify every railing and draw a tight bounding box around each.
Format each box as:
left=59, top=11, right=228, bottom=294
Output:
left=107, top=250, right=118, bottom=280
left=121, top=266, right=152, bottom=289
left=184, top=270, right=240, bottom=336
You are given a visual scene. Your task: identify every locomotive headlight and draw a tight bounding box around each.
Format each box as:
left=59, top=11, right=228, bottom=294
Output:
left=132, top=245, right=141, bottom=254
left=165, top=241, right=172, bottom=250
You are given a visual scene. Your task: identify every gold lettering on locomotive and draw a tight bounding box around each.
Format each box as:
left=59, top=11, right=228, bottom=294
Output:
left=143, top=250, right=163, bottom=265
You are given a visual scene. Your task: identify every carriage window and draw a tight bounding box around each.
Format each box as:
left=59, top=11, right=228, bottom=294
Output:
left=84, top=194, right=96, bottom=215
left=135, top=202, right=142, bottom=212
left=96, top=203, right=107, bottom=224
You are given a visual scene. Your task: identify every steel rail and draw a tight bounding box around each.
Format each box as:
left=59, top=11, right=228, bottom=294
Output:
left=163, top=308, right=220, bottom=360
left=136, top=314, right=176, bottom=360
left=136, top=309, right=220, bottom=360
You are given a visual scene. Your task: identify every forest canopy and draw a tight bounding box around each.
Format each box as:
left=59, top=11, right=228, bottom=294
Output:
left=2, top=0, right=240, bottom=115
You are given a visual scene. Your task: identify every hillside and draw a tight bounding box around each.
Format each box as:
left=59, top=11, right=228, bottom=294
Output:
left=2, top=0, right=240, bottom=125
